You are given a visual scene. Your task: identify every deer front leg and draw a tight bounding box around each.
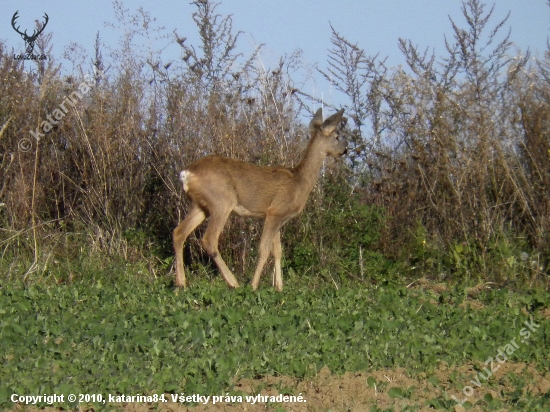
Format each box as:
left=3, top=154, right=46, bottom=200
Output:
left=251, top=215, right=282, bottom=291
left=271, top=230, right=283, bottom=292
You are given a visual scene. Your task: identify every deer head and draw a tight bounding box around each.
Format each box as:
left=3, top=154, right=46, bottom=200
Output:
left=308, top=107, right=348, bottom=157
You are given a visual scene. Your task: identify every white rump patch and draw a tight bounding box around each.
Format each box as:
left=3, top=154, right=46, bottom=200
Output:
left=179, top=170, right=192, bottom=192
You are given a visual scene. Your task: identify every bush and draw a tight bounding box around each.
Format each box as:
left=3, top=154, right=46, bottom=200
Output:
left=286, top=174, right=390, bottom=286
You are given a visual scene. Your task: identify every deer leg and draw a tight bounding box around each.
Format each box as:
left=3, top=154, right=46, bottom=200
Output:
left=251, top=215, right=282, bottom=291
left=271, top=230, right=283, bottom=292
left=173, top=204, right=206, bottom=288
left=201, top=209, right=240, bottom=289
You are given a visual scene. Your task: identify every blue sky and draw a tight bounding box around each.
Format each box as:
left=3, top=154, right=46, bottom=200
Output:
left=1, top=1, right=549, bottom=105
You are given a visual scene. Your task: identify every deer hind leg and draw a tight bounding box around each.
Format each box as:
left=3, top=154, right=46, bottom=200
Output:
left=201, top=208, right=240, bottom=289
left=251, top=215, right=283, bottom=291
left=271, top=230, right=283, bottom=292
left=173, top=203, right=206, bottom=288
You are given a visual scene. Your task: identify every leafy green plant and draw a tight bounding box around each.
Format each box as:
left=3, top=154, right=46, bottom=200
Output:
left=1, top=272, right=548, bottom=410
left=287, top=175, right=390, bottom=285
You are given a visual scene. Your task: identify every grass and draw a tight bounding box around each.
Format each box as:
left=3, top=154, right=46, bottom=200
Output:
left=0, top=266, right=548, bottom=410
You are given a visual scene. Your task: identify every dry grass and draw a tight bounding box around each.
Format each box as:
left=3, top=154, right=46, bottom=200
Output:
left=0, top=0, right=548, bottom=286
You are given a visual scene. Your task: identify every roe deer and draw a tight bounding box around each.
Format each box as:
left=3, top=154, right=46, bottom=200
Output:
left=173, top=108, right=346, bottom=291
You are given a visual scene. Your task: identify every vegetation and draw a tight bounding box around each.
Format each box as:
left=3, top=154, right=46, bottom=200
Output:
left=0, top=0, right=549, bottom=410
left=1, top=275, right=548, bottom=410
left=1, top=0, right=548, bottom=287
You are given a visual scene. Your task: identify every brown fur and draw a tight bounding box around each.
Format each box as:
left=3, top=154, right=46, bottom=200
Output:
left=173, top=108, right=346, bottom=291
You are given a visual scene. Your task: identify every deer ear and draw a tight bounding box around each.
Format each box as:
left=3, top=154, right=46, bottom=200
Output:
left=321, top=109, right=345, bottom=134
left=309, top=108, right=324, bottom=133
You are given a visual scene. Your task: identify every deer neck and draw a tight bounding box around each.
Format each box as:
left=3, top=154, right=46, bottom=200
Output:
left=293, top=137, right=326, bottom=196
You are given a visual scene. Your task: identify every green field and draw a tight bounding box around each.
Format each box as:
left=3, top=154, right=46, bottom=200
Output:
left=1, top=273, right=548, bottom=411
left=2, top=0, right=550, bottom=410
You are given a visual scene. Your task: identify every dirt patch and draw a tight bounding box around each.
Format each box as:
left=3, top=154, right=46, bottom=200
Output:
left=408, top=277, right=448, bottom=295
left=407, top=277, right=495, bottom=310
left=9, top=362, right=548, bottom=412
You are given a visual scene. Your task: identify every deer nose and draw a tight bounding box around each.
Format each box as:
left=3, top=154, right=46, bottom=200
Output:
left=340, top=141, right=348, bottom=155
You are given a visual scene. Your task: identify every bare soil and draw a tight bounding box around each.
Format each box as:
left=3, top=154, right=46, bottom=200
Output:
left=9, top=361, right=549, bottom=412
